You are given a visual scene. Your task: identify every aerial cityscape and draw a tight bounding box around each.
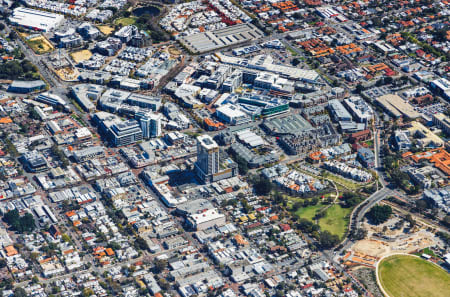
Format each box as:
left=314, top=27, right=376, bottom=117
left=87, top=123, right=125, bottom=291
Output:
left=0, top=0, right=448, bottom=296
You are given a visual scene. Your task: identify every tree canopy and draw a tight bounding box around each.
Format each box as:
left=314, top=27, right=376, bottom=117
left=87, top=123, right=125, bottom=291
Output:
left=0, top=60, right=39, bottom=80
left=3, top=209, right=35, bottom=233
left=366, top=205, right=392, bottom=225
left=318, top=230, right=340, bottom=249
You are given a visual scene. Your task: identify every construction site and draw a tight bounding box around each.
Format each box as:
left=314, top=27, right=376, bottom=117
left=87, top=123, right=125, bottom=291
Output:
left=342, top=212, right=437, bottom=268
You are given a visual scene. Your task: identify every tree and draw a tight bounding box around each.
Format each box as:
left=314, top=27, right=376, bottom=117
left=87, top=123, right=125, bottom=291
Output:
left=154, top=259, right=168, bottom=274
left=235, top=155, right=248, bottom=175
left=0, top=23, right=5, bottom=31
left=355, top=83, right=365, bottom=94
left=157, top=278, right=170, bottom=290
left=296, top=218, right=320, bottom=233
left=405, top=214, right=416, bottom=228
left=8, top=31, right=17, bottom=40
left=3, top=209, right=35, bottom=233
left=318, top=230, right=340, bottom=249
left=134, top=237, right=148, bottom=251
left=14, top=288, right=27, bottom=297
left=61, top=234, right=72, bottom=243
left=292, top=201, right=303, bottom=211
left=31, top=276, right=39, bottom=284
left=51, top=144, right=69, bottom=168
left=341, top=192, right=363, bottom=208
left=253, top=175, right=272, bottom=196
left=82, top=288, right=94, bottom=297
left=415, top=200, right=428, bottom=212
left=107, top=241, right=121, bottom=251
left=366, top=205, right=392, bottom=225
left=350, top=228, right=367, bottom=240
left=442, top=215, right=450, bottom=228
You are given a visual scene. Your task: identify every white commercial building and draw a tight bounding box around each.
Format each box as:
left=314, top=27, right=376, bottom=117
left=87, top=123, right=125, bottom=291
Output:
left=187, top=208, right=226, bottom=230
left=9, top=7, right=64, bottom=32
left=343, top=96, right=373, bottom=125
left=216, top=104, right=250, bottom=125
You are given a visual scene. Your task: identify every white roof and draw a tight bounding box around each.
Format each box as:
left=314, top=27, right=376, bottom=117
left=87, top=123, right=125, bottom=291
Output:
left=9, top=7, right=64, bottom=31
left=190, top=208, right=224, bottom=225
left=216, top=103, right=246, bottom=118
left=197, top=134, right=218, bottom=150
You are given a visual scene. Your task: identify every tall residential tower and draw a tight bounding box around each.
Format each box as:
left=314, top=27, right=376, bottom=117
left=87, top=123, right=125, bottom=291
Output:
left=194, top=134, right=237, bottom=183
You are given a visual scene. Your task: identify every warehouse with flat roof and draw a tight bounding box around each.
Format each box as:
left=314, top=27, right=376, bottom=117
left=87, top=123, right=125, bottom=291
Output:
left=375, top=94, right=420, bottom=119
left=9, top=7, right=64, bottom=32
left=179, top=23, right=264, bottom=54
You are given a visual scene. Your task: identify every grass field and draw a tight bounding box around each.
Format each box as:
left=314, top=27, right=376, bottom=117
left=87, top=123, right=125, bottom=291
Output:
left=26, top=36, right=54, bottom=54
left=114, top=17, right=136, bottom=26
left=97, top=25, right=115, bottom=35
left=378, top=255, right=450, bottom=297
left=318, top=204, right=351, bottom=239
left=70, top=50, right=92, bottom=63
left=293, top=199, right=351, bottom=238
left=294, top=203, right=324, bottom=221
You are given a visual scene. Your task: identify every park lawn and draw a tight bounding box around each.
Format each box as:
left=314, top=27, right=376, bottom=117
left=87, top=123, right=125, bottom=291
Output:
left=323, top=171, right=361, bottom=191
left=114, top=17, right=136, bottom=26
left=378, top=255, right=450, bottom=297
left=318, top=204, right=351, bottom=239
left=295, top=203, right=324, bottom=221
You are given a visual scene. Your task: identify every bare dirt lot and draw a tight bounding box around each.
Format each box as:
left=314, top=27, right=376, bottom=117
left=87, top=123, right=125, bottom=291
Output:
left=352, top=217, right=436, bottom=258
left=54, top=67, right=79, bottom=81
left=97, top=25, right=114, bottom=35
left=70, top=50, right=93, bottom=63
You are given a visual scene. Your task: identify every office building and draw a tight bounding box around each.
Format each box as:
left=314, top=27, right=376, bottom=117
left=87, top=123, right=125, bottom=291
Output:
left=328, top=99, right=352, bottom=122
left=216, top=104, right=250, bottom=125
left=394, top=131, right=412, bottom=151
left=71, top=84, right=104, bottom=112
left=8, top=80, right=46, bottom=93
left=73, top=146, right=105, bottom=163
left=108, top=119, right=143, bottom=147
left=430, top=78, right=450, bottom=100
left=343, top=97, right=373, bottom=124
left=433, top=113, right=450, bottom=135
left=21, top=151, right=47, bottom=172
left=187, top=208, right=226, bottom=231
left=36, top=92, right=69, bottom=110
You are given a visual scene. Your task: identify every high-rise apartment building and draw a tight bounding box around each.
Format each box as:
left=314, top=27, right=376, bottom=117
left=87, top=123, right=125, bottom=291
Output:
left=195, top=135, right=220, bottom=182
left=141, top=113, right=162, bottom=139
